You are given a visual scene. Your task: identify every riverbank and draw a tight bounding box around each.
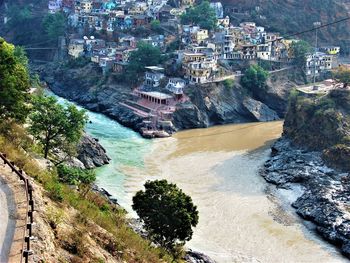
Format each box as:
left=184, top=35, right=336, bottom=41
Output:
left=261, top=138, right=350, bottom=258
left=90, top=118, right=346, bottom=262
left=50, top=91, right=218, bottom=262
left=35, top=61, right=299, bottom=138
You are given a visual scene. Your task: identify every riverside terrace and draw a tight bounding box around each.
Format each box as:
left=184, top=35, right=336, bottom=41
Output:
left=296, top=79, right=350, bottom=95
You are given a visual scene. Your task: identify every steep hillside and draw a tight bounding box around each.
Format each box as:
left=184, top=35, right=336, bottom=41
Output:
left=221, top=0, right=350, bottom=54
left=284, top=88, right=350, bottom=170
left=261, top=88, right=350, bottom=258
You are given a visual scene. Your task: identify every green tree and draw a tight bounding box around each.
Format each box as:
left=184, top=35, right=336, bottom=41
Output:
left=333, top=66, right=350, bottom=88
left=291, top=40, right=312, bottom=67
left=28, top=96, right=87, bottom=159
left=14, top=46, right=29, bottom=67
left=126, top=42, right=162, bottom=82
left=180, top=1, right=217, bottom=31
left=132, top=180, right=199, bottom=256
left=150, top=19, right=163, bottom=33
left=241, top=64, right=269, bottom=93
left=42, top=13, right=66, bottom=40
left=0, top=38, right=30, bottom=123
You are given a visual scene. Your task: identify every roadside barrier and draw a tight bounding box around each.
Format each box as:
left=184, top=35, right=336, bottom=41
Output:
left=0, top=153, right=34, bottom=263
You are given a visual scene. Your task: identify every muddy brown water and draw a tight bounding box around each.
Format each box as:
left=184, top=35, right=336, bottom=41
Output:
left=50, top=93, right=346, bottom=263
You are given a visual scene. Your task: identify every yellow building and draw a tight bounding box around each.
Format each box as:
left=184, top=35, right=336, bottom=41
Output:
left=181, top=0, right=195, bottom=6
left=193, top=29, right=208, bottom=44
left=320, top=46, right=341, bottom=55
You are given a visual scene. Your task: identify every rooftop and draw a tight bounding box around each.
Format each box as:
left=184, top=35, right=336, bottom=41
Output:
left=139, top=91, right=173, bottom=100
left=145, top=66, right=164, bottom=71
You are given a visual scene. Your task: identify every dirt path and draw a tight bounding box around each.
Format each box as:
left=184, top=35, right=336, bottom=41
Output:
left=0, top=173, right=16, bottom=263
left=0, top=163, right=28, bottom=263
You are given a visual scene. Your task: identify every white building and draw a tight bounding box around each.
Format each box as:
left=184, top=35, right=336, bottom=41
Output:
left=166, top=78, right=186, bottom=95
left=257, top=43, right=271, bottom=60
left=68, top=39, right=85, bottom=58
left=144, top=66, right=165, bottom=87
left=48, top=0, right=62, bottom=13
left=306, top=52, right=333, bottom=76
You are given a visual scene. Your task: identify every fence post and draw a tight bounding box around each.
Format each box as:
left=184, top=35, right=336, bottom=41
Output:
left=28, top=183, right=34, bottom=211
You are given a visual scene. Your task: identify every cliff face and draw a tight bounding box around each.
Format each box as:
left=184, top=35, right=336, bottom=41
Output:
left=173, top=81, right=280, bottom=129
left=40, top=63, right=146, bottom=133
left=283, top=89, right=350, bottom=171
left=262, top=89, right=350, bottom=257
left=38, top=62, right=298, bottom=135
left=221, top=0, right=350, bottom=53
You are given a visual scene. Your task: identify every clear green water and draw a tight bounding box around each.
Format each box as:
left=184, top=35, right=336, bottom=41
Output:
left=49, top=91, right=151, bottom=210
left=49, top=91, right=346, bottom=262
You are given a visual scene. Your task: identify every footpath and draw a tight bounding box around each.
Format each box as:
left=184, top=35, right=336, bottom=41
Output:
left=0, top=163, right=28, bottom=262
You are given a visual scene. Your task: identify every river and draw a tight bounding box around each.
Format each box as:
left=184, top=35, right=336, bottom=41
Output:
left=52, top=92, right=347, bottom=263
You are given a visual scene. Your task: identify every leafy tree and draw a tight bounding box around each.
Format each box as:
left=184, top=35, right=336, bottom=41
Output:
left=14, top=46, right=29, bottom=67
left=291, top=40, right=312, bottom=67
left=0, top=38, right=30, bottom=123
left=241, top=64, right=269, bottom=93
left=28, top=96, right=87, bottom=159
left=132, top=180, right=199, bottom=256
left=333, top=66, right=350, bottom=88
left=125, top=42, right=162, bottom=83
left=150, top=19, right=163, bottom=33
left=42, top=13, right=66, bottom=40
left=180, top=1, right=217, bottom=31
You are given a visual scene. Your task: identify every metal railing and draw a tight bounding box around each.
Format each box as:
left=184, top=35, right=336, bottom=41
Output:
left=0, top=153, right=34, bottom=263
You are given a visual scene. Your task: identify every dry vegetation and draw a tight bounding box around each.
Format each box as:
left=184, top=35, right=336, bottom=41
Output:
left=0, top=122, right=174, bottom=263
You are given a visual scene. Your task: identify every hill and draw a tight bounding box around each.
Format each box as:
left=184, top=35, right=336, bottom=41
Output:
left=221, top=0, right=350, bottom=54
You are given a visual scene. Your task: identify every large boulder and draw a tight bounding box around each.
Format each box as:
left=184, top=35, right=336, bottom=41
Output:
left=242, top=97, right=280, bottom=122
left=77, top=134, right=110, bottom=169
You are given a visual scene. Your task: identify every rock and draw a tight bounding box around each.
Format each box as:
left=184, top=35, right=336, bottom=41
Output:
left=77, top=134, right=111, bottom=169
left=185, top=250, right=217, bottom=263
left=242, top=97, right=280, bottom=122
left=39, top=62, right=292, bottom=137
left=261, top=137, right=350, bottom=258
left=172, top=102, right=208, bottom=129
left=323, top=145, right=350, bottom=172
left=64, top=157, right=85, bottom=169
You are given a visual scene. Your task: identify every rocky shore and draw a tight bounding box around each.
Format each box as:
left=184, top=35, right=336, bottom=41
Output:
left=67, top=133, right=111, bottom=169
left=261, top=138, right=350, bottom=257
left=35, top=62, right=298, bottom=138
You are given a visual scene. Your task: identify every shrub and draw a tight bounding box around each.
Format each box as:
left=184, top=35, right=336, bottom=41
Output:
left=223, top=79, right=234, bottom=89
left=57, top=164, right=96, bottom=186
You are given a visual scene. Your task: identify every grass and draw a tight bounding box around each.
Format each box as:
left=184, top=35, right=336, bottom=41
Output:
left=0, top=122, right=175, bottom=262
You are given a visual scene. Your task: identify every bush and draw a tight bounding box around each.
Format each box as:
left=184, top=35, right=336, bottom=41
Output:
left=241, top=64, right=269, bottom=94
left=57, top=165, right=96, bottom=186
left=65, top=57, right=90, bottom=68
left=47, top=181, right=64, bottom=202
left=223, top=79, right=234, bottom=89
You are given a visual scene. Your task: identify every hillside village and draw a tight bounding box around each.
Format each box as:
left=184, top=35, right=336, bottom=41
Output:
left=2, top=1, right=350, bottom=262
left=47, top=0, right=343, bottom=137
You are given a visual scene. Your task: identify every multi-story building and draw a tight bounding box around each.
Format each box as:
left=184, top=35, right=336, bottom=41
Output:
left=68, top=39, right=85, bottom=58
left=166, top=78, right=186, bottom=97
left=144, top=66, right=165, bottom=88
left=306, top=52, right=334, bottom=76
left=319, top=46, right=341, bottom=56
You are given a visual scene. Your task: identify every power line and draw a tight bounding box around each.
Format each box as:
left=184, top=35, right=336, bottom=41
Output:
left=265, top=16, right=350, bottom=44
